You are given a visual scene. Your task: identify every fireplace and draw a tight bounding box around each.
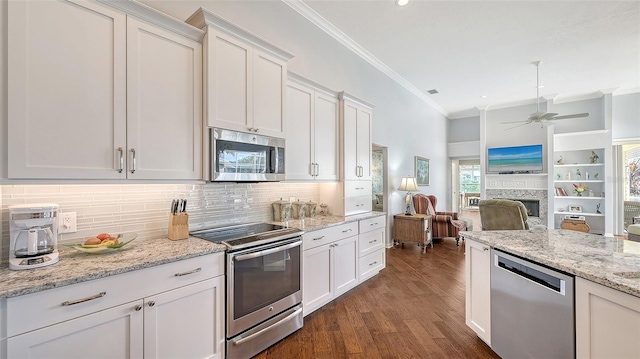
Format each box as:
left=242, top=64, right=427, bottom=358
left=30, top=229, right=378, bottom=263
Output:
left=499, top=199, right=540, bottom=217
left=486, top=189, right=548, bottom=227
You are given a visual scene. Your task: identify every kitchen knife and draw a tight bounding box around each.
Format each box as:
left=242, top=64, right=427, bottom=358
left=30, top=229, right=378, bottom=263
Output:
left=171, top=199, right=177, bottom=215
left=181, top=199, right=187, bottom=213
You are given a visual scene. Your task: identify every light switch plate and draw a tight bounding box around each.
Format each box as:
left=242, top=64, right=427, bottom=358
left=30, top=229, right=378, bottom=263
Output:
left=59, top=212, right=77, bottom=233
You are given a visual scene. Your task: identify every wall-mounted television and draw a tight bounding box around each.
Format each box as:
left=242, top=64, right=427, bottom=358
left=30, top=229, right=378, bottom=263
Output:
left=487, top=144, right=543, bottom=174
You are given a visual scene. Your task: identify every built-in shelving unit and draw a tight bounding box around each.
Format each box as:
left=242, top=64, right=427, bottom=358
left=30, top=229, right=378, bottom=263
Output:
left=553, top=148, right=605, bottom=233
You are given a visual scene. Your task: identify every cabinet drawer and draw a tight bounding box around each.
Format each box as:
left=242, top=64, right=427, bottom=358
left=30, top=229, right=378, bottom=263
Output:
left=359, top=229, right=384, bottom=257
left=359, top=249, right=385, bottom=282
left=7, top=253, right=223, bottom=336
left=359, top=215, right=386, bottom=234
left=344, top=180, right=372, bottom=197
left=345, top=196, right=372, bottom=216
left=303, top=222, right=358, bottom=250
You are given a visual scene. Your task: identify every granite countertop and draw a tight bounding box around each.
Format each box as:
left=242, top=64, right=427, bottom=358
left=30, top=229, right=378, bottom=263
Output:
left=271, top=211, right=386, bottom=232
left=461, top=230, right=640, bottom=298
left=0, top=237, right=226, bottom=298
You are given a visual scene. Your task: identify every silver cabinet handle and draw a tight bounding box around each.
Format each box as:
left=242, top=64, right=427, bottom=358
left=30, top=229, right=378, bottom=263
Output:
left=234, top=240, right=302, bottom=262
left=232, top=307, right=302, bottom=346
left=342, top=229, right=353, bottom=233
left=370, top=223, right=378, bottom=226
left=369, top=239, right=377, bottom=244
left=147, top=301, right=155, bottom=307
left=369, top=261, right=378, bottom=266
left=117, top=147, right=124, bottom=173
left=61, top=291, right=106, bottom=306
left=483, top=247, right=489, bottom=251
left=315, top=163, right=319, bottom=176
left=130, top=148, right=136, bottom=173
left=312, top=236, right=325, bottom=241
left=174, top=267, right=202, bottom=277
left=355, top=187, right=364, bottom=190
left=135, top=305, right=142, bottom=311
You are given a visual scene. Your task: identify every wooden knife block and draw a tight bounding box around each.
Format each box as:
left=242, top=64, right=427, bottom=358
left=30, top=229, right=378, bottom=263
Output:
left=168, top=213, right=189, bottom=240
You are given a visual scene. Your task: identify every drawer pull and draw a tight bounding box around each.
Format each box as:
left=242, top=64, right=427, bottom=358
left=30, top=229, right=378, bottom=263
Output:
left=369, top=261, right=378, bottom=266
left=148, top=301, right=156, bottom=307
left=483, top=247, right=489, bottom=251
left=312, top=236, right=325, bottom=241
left=135, top=305, right=142, bottom=311
left=61, top=291, right=106, bottom=306
left=355, top=187, right=364, bottom=190
left=342, top=229, right=353, bottom=233
left=370, top=223, right=378, bottom=226
left=174, top=267, right=202, bottom=277
left=369, top=239, right=377, bottom=244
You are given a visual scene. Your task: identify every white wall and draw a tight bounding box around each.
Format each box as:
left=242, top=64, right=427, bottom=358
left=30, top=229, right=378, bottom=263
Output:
left=449, top=116, right=480, bottom=143
left=136, top=0, right=450, bottom=213
left=613, top=92, right=640, bottom=141
left=551, top=97, right=604, bottom=134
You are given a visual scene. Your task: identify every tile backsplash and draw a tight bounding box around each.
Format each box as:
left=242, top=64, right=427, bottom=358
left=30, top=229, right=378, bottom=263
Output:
left=1, top=182, right=320, bottom=260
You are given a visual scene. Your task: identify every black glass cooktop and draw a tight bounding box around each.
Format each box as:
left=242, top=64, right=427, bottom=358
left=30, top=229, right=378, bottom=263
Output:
left=190, top=222, right=303, bottom=251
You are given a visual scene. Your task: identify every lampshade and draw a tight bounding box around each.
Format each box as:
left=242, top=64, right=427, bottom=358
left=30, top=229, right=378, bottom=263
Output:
left=398, top=177, right=419, bottom=192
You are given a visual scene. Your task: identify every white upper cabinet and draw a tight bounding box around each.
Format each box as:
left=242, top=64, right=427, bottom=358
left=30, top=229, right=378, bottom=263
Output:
left=8, top=0, right=127, bottom=179
left=187, top=9, right=294, bottom=138
left=341, top=93, right=373, bottom=181
left=8, top=0, right=204, bottom=180
left=286, top=75, right=339, bottom=181
left=126, top=17, right=202, bottom=180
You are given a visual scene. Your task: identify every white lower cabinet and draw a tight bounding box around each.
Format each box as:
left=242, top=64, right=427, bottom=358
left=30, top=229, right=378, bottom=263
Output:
left=302, top=233, right=358, bottom=316
left=5, top=254, right=225, bottom=359
left=464, top=239, right=491, bottom=345
left=302, top=216, right=387, bottom=316
left=576, top=277, right=640, bottom=359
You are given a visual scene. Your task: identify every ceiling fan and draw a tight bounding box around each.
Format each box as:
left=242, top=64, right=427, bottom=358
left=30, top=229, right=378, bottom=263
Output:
left=502, top=61, right=589, bottom=130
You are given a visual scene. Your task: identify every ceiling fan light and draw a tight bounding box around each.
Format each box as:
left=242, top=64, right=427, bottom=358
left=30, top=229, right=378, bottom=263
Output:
left=396, top=0, right=410, bottom=6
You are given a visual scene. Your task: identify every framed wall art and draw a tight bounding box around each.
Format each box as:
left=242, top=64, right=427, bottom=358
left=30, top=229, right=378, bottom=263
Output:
left=414, top=156, right=430, bottom=186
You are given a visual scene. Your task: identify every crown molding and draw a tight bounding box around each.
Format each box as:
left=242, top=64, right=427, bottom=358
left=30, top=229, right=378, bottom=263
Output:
left=282, top=0, right=449, bottom=117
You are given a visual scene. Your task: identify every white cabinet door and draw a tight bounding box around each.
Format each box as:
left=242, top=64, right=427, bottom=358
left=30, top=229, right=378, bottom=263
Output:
left=342, top=101, right=359, bottom=181
left=7, top=300, right=143, bottom=359
left=333, top=236, right=359, bottom=296
left=576, top=277, right=640, bottom=359
left=465, top=239, right=491, bottom=345
left=252, top=49, right=286, bottom=137
left=302, top=243, right=333, bottom=315
left=206, top=30, right=250, bottom=132
left=356, top=107, right=372, bottom=180
left=126, top=17, right=202, bottom=180
left=286, top=82, right=314, bottom=180
left=314, top=92, right=339, bottom=181
left=8, top=0, right=127, bottom=179
left=144, top=277, right=225, bottom=359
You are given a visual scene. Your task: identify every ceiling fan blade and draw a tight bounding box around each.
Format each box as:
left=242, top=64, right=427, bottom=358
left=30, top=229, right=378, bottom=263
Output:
left=504, top=122, right=531, bottom=131
left=550, top=113, right=589, bottom=120
left=540, top=112, right=558, bottom=120
left=501, top=120, right=529, bottom=124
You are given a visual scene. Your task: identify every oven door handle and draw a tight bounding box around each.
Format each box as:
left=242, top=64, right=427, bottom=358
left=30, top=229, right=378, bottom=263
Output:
left=233, top=240, right=302, bottom=262
left=231, top=306, right=303, bottom=346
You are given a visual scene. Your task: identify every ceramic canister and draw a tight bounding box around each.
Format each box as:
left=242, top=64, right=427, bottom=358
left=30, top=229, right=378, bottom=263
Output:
left=291, top=199, right=307, bottom=219
left=272, top=198, right=291, bottom=221
left=306, top=200, right=317, bottom=218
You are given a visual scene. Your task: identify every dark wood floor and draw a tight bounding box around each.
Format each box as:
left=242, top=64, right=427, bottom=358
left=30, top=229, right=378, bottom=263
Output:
left=255, top=239, right=500, bottom=359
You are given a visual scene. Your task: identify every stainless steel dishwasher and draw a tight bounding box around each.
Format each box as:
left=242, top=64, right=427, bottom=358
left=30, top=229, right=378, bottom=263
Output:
left=491, top=249, right=575, bottom=359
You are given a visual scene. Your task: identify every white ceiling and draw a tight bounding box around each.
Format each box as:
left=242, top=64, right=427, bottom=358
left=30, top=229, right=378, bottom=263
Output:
left=289, top=0, right=640, bottom=118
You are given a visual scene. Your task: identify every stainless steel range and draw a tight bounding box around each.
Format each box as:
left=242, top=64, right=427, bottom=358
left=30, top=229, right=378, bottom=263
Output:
left=190, top=223, right=304, bottom=359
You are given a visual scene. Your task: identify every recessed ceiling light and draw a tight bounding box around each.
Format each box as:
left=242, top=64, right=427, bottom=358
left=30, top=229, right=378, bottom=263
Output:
left=481, top=95, right=487, bottom=98
left=427, top=89, right=439, bottom=95
left=396, top=0, right=410, bottom=6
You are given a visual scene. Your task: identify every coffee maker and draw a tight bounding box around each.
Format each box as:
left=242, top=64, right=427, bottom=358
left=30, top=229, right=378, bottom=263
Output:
left=9, top=204, right=60, bottom=270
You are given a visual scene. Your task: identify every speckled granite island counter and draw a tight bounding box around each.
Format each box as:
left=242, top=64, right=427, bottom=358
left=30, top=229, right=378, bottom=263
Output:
left=461, top=229, right=640, bottom=297
left=0, top=236, right=226, bottom=298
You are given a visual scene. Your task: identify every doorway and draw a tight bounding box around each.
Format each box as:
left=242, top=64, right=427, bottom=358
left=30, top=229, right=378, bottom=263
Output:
left=618, top=142, right=640, bottom=234
left=372, top=144, right=391, bottom=245
left=453, top=159, right=481, bottom=230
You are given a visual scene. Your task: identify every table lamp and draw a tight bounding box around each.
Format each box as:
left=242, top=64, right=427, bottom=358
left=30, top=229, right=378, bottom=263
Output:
left=398, top=176, right=419, bottom=215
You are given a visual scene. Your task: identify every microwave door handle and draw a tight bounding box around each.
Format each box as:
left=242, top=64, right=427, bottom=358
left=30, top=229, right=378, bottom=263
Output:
left=271, top=148, right=278, bottom=173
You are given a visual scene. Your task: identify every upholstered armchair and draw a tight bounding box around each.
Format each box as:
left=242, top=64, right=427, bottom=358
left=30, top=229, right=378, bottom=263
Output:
left=413, top=194, right=469, bottom=246
left=479, top=199, right=529, bottom=230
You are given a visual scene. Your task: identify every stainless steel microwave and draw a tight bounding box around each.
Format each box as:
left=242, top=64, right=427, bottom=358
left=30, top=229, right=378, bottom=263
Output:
left=210, top=128, right=285, bottom=182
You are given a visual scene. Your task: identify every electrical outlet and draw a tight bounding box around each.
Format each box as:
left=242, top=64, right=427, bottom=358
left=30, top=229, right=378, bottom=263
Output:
left=59, top=212, right=77, bottom=234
